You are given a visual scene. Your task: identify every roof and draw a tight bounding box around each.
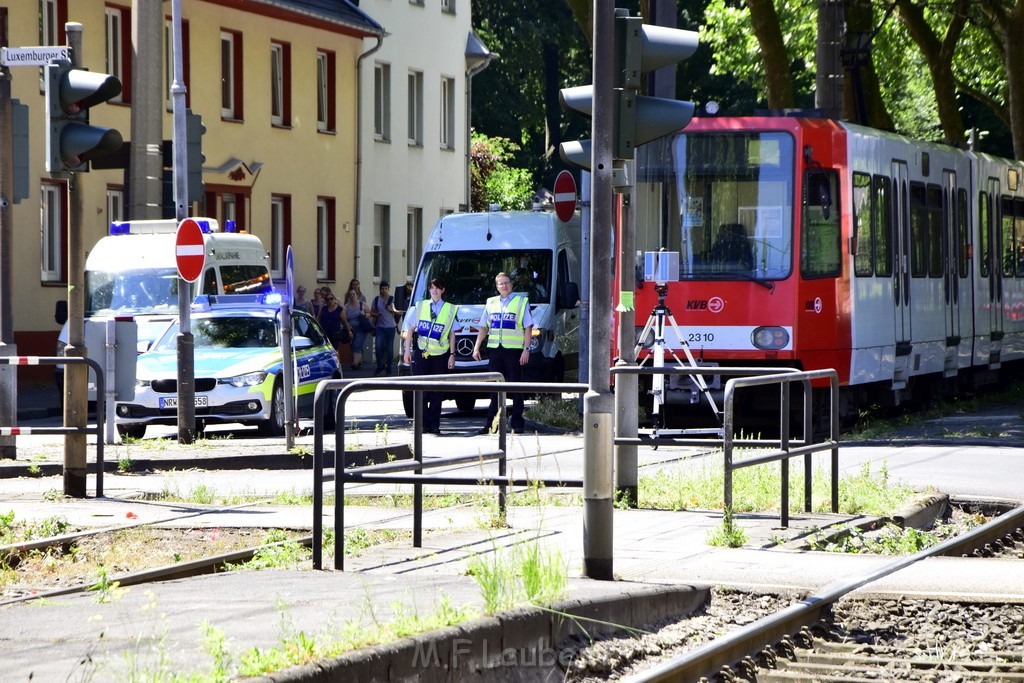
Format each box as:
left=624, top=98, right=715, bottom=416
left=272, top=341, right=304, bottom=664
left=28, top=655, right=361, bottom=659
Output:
left=255, top=0, right=385, bottom=36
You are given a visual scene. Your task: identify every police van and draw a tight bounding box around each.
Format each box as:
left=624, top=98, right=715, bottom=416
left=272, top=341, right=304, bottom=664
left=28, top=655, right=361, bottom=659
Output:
left=55, top=218, right=272, bottom=388
left=399, top=207, right=582, bottom=415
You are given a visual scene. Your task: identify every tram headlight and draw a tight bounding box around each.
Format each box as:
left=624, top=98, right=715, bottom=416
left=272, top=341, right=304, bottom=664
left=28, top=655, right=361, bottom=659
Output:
left=751, top=326, right=789, bottom=350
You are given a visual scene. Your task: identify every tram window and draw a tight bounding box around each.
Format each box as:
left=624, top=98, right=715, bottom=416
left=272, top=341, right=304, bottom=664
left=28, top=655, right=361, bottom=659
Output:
left=909, top=183, right=928, bottom=277
left=801, top=170, right=840, bottom=278
left=874, top=175, right=893, bottom=277
left=853, top=173, right=873, bottom=276
left=979, top=192, right=990, bottom=278
left=1002, top=196, right=1015, bottom=278
left=957, top=188, right=969, bottom=278
left=927, top=185, right=943, bottom=278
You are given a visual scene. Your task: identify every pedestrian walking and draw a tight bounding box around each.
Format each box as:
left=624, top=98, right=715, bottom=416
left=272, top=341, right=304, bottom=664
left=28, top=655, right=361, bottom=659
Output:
left=292, top=285, right=310, bottom=312
left=319, top=292, right=351, bottom=353
left=472, top=272, right=533, bottom=434
left=369, top=281, right=401, bottom=375
left=402, top=278, right=457, bottom=434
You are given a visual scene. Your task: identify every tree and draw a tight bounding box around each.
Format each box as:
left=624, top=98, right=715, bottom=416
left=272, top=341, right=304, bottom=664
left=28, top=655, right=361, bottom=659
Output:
left=472, top=1, right=591, bottom=187
left=470, top=132, right=534, bottom=212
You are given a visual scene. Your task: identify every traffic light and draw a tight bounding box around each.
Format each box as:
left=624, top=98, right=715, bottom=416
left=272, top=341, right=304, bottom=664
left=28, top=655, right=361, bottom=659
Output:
left=559, top=10, right=699, bottom=171
left=185, top=110, right=206, bottom=203
left=45, top=60, right=123, bottom=173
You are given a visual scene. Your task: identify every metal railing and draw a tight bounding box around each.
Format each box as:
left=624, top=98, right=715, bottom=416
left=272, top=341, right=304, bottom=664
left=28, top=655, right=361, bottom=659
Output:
left=311, top=374, right=587, bottom=570
left=0, top=356, right=106, bottom=497
left=611, top=365, right=840, bottom=526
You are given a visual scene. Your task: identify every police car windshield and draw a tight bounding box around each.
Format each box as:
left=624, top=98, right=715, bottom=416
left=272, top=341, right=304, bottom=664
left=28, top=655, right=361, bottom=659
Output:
left=153, top=316, right=278, bottom=351
left=86, top=269, right=181, bottom=316
left=413, top=250, right=552, bottom=306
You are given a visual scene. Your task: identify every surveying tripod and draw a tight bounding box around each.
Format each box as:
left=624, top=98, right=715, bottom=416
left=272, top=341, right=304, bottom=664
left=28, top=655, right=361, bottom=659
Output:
left=634, top=283, right=721, bottom=437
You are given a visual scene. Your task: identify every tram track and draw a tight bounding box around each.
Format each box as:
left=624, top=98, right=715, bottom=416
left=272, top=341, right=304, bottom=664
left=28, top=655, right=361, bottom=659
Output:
left=575, top=503, right=1024, bottom=682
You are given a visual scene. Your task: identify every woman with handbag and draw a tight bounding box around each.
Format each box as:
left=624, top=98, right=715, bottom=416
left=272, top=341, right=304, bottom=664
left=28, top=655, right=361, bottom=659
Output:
left=319, top=293, right=351, bottom=360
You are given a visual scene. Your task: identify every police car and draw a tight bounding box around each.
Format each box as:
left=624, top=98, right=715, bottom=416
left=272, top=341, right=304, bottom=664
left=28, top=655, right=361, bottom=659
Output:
left=114, top=294, right=341, bottom=438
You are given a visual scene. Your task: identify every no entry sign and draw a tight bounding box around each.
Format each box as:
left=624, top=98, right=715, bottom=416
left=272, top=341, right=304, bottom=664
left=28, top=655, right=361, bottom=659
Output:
left=175, top=218, right=206, bottom=282
left=553, top=170, right=577, bottom=223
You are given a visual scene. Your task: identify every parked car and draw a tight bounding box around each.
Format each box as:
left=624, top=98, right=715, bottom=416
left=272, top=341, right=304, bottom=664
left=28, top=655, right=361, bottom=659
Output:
left=115, top=294, right=341, bottom=438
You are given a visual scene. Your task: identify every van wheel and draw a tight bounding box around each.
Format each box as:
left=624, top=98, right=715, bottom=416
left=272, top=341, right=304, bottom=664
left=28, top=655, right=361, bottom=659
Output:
left=402, top=391, right=414, bottom=418
left=455, top=396, right=476, bottom=412
left=117, top=424, right=146, bottom=440
left=258, top=378, right=285, bottom=436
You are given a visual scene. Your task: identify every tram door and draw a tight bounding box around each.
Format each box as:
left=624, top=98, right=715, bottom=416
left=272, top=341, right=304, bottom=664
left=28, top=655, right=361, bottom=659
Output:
left=891, top=161, right=912, bottom=350
left=987, top=178, right=1004, bottom=343
left=943, top=171, right=963, bottom=349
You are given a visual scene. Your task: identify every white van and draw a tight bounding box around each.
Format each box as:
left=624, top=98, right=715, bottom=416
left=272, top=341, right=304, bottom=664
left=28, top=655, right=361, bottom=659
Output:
left=55, top=218, right=272, bottom=382
left=399, top=208, right=582, bottom=415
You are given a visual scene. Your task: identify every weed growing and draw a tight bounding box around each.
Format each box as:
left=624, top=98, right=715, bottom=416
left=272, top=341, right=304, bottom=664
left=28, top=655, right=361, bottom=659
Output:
left=466, top=535, right=568, bottom=614
left=640, top=457, right=916, bottom=517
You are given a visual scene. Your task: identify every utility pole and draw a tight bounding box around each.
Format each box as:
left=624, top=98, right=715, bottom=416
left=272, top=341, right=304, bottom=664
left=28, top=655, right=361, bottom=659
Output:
left=170, top=0, right=195, bottom=444
left=582, top=0, right=616, bottom=581
left=0, top=9, right=18, bottom=459
left=62, top=23, right=88, bottom=496
left=129, top=0, right=164, bottom=219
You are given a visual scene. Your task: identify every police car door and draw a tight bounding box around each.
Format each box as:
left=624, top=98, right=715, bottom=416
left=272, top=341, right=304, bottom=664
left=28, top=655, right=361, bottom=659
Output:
left=291, top=311, right=331, bottom=414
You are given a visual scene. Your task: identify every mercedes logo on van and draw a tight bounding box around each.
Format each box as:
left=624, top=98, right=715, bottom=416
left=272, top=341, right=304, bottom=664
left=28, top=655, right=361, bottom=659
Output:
left=456, top=338, right=475, bottom=356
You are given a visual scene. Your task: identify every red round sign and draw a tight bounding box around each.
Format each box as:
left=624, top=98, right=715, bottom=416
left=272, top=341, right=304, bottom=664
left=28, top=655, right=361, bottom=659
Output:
left=553, top=170, right=577, bottom=223
left=175, top=218, right=206, bottom=282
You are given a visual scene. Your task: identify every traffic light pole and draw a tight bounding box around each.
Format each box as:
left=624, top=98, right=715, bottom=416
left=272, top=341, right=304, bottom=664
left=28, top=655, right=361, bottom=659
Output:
left=0, top=9, right=17, bottom=459
left=171, top=0, right=196, bottom=445
left=62, top=22, right=88, bottom=496
left=582, top=0, right=616, bottom=581
left=614, top=174, right=638, bottom=506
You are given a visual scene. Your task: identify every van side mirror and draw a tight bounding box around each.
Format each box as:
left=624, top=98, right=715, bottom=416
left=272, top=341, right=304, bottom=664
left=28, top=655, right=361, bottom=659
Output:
left=558, top=282, right=581, bottom=310
left=54, top=300, right=68, bottom=325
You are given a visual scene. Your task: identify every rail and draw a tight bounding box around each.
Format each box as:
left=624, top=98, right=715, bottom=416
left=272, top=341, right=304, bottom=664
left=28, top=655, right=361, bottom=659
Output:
left=311, top=374, right=588, bottom=570
left=626, top=502, right=1024, bottom=682
left=610, top=365, right=840, bottom=526
left=0, top=356, right=106, bottom=497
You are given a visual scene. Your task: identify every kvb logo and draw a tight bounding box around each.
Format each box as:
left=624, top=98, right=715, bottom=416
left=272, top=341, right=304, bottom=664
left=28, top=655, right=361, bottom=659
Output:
left=685, top=297, right=726, bottom=313
left=686, top=300, right=708, bottom=310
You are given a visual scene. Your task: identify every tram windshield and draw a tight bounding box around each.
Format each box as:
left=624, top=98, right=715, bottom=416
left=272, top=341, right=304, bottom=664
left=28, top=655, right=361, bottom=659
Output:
left=634, top=131, right=795, bottom=282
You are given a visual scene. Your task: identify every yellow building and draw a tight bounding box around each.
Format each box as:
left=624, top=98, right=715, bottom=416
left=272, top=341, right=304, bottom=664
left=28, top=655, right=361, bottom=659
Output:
left=5, top=0, right=383, bottom=382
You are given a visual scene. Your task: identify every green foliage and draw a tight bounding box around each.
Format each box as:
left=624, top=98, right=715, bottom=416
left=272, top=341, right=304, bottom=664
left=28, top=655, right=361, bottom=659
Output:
left=466, top=537, right=568, bottom=614
left=470, top=132, right=534, bottom=212
left=706, top=506, right=748, bottom=548
left=639, top=457, right=915, bottom=517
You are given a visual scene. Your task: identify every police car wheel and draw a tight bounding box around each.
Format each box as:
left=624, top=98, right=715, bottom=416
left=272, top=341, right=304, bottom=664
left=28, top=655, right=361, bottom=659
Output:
left=258, top=379, right=286, bottom=436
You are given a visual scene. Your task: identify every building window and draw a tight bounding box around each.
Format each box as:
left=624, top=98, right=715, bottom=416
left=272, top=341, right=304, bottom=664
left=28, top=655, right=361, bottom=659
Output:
left=41, top=182, right=66, bottom=283
left=221, top=30, right=243, bottom=120
left=270, top=41, right=291, bottom=127
left=270, top=196, right=292, bottom=279
left=441, top=0, right=455, bottom=13
left=407, top=70, right=423, bottom=146
left=374, top=204, right=390, bottom=279
left=374, top=62, right=391, bottom=141
left=221, top=193, right=238, bottom=226
left=106, top=186, right=125, bottom=226
left=316, top=50, right=335, bottom=133
left=440, top=76, right=455, bottom=149
left=163, top=19, right=190, bottom=111
left=409, top=0, right=425, bottom=6
left=40, top=1, right=67, bottom=88
left=105, top=4, right=132, bottom=103
left=406, top=207, right=422, bottom=278
left=316, top=197, right=336, bottom=281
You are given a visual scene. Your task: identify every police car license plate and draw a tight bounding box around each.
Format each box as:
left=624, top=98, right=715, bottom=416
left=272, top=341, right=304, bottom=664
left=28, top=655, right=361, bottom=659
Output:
left=160, top=396, right=209, bottom=408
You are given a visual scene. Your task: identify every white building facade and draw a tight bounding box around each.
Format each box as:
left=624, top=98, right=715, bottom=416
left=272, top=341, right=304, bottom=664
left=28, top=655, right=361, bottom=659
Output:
left=354, top=0, right=491, bottom=289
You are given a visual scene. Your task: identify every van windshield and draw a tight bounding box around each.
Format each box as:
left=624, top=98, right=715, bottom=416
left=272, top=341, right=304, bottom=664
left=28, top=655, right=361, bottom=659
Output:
left=86, top=268, right=181, bottom=316
left=413, top=250, right=553, bottom=306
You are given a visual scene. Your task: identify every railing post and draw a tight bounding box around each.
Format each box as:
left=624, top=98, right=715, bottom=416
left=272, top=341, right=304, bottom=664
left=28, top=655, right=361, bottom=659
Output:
left=413, top=386, right=423, bottom=548
left=312, top=383, right=324, bottom=570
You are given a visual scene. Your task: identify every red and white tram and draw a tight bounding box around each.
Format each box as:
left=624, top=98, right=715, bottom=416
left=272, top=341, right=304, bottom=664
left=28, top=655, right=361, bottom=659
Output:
left=625, top=115, right=1024, bottom=422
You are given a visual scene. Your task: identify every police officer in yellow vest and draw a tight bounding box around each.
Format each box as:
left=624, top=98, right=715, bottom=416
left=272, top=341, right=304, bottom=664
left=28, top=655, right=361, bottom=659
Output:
left=472, top=271, right=533, bottom=434
left=402, top=277, right=457, bottom=434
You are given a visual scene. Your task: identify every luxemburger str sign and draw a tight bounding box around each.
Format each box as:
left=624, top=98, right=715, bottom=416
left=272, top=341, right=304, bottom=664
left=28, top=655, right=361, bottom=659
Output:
left=1, top=46, right=71, bottom=67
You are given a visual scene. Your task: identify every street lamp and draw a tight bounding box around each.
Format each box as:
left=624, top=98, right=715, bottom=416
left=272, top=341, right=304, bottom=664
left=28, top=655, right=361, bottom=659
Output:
left=465, top=31, right=497, bottom=211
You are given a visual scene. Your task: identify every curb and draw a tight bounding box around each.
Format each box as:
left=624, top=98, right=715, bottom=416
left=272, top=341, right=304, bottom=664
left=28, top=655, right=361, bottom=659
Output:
left=254, top=583, right=711, bottom=683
